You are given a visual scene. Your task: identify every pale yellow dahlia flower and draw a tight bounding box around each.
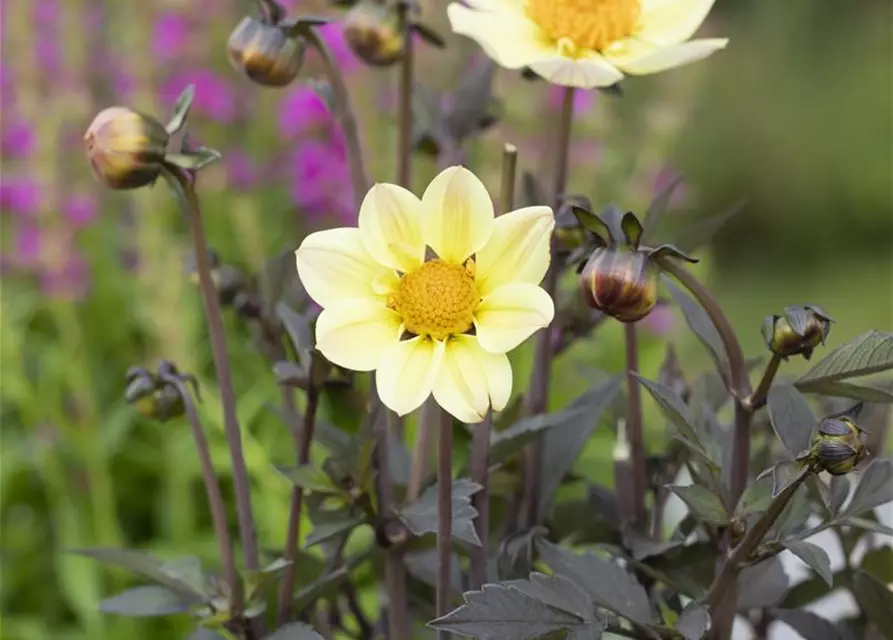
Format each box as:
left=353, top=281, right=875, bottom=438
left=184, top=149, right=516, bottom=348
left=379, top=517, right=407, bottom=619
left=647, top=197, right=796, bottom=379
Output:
left=295, top=166, right=555, bottom=423
left=447, top=0, right=728, bottom=89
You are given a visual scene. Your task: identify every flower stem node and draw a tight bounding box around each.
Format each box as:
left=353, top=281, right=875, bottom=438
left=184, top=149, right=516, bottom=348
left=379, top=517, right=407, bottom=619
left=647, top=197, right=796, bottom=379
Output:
left=84, top=108, right=169, bottom=190
left=227, top=16, right=307, bottom=87
left=344, top=1, right=405, bottom=67
left=761, top=304, right=833, bottom=360
left=798, top=403, right=868, bottom=476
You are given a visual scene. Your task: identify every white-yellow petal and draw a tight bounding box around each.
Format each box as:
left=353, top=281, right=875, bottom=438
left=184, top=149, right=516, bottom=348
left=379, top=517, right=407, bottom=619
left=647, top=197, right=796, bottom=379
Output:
left=296, top=228, right=391, bottom=309
left=376, top=337, right=445, bottom=417
left=464, top=0, right=523, bottom=11
left=421, top=166, right=494, bottom=264
left=358, top=183, right=425, bottom=273
left=447, top=3, right=555, bottom=70
left=605, top=38, right=728, bottom=75
left=528, top=50, right=624, bottom=89
left=639, top=0, right=717, bottom=45
left=474, top=282, right=555, bottom=354
left=432, top=336, right=492, bottom=423
left=315, top=299, right=402, bottom=371
left=476, top=341, right=512, bottom=412
left=475, top=205, right=554, bottom=296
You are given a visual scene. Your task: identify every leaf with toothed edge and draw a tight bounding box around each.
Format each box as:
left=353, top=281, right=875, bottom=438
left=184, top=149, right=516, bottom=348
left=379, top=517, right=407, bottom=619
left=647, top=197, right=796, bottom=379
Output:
left=70, top=549, right=210, bottom=601
left=399, top=478, right=483, bottom=547
left=796, top=379, right=893, bottom=402
left=796, top=331, right=893, bottom=386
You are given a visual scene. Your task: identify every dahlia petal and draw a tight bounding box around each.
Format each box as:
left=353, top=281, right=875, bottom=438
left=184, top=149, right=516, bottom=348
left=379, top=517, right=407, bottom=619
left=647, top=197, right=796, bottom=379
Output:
left=447, top=3, right=555, bottom=70
left=376, top=337, right=444, bottom=416
left=474, top=282, right=555, bottom=353
left=476, top=205, right=554, bottom=295
left=605, top=38, right=728, bottom=75
left=358, top=182, right=425, bottom=273
left=639, top=0, right=718, bottom=45
left=315, top=300, right=402, bottom=371
left=421, top=166, right=494, bottom=264
left=433, top=335, right=492, bottom=423
left=528, top=51, right=625, bottom=88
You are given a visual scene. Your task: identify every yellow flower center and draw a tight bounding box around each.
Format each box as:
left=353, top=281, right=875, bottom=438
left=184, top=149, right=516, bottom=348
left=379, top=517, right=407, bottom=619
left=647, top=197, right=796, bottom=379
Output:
left=526, top=0, right=641, bottom=53
left=389, top=259, right=478, bottom=341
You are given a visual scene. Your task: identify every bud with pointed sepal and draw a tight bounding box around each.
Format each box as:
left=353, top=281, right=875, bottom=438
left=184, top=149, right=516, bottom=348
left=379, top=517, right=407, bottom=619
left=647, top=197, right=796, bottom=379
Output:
left=227, top=16, right=307, bottom=87
left=84, top=107, right=169, bottom=189
left=761, top=304, right=832, bottom=360
left=799, top=403, right=868, bottom=476
left=344, top=1, right=404, bottom=66
left=576, top=207, right=697, bottom=323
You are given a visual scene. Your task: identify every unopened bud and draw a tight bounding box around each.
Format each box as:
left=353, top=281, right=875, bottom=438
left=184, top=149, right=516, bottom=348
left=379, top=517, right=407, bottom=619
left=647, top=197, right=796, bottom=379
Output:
left=580, top=248, right=658, bottom=323
left=762, top=305, right=832, bottom=360
left=227, top=17, right=306, bottom=87
left=811, top=414, right=866, bottom=476
left=344, top=2, right=404, bottom=67
left=84, top=107, right=169, bottom=189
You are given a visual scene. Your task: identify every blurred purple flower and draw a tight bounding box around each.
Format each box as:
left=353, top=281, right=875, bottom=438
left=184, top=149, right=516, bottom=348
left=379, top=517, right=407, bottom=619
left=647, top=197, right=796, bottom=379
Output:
left=14, top=224, right=42, bottom=266
left=161, top=69, right=237, bottom=123
left=225, top=148, right=259, bottom=192
left=1, top=64, right=15, bottom=108
left=0, top=178, right=42, bottom=216
left=277, top=86, right=331, bottom=138
left=642, top=304, right=676, bottom=336
left=41, top=251, right=90, bottom=300
left=152, top=11, right=190, bottom=61
left=36, top=35, right=61, bottom=75
left=289, top=138, right=355, bottom=224
left=2, top=119, right=35, bottom=159
left=317, top=23, right=359, bottom=73
left=62, top=193, right=98, bottom=227
left=33, top=0, right=59, bottom=26
left=548, top=85, right=596, bottom=113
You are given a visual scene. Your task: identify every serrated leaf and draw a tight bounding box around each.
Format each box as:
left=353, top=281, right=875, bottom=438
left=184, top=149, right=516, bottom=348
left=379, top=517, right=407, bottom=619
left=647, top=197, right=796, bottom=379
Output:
left=667, top=485, right=728, bottom=525
left=304, top=516, right=363, bottom=548
left=399, top=478, right=483, bottom=547
left=841, top=458, right=893, bottom=519
left=635, top=376, right=711, bottom=464
left=737, top=557, right=789, bottom=610
left=796, top=379, right=893, bottom=403
left=99, top=585, right=194, bottom=617
left=276, top=464, right=341, bottom=494
left=852, top=570, right=893, bottom=637
left=70, top=549, right=209, bottom=600
left=796, top=331, right=893, bottom=385
left=540, top=377, right=622, bottom=508
left=767, top=384, right=817, bottom=455
left=784, top=540, right=833, bottom=587
left=508, top=572, right=598, bottom=623
left=663, top=277, right=729, bottom=383
left=264, top=622, right=325, bottom=639
left=428, top=582, right=599, bottom=640
left=488, top=416, right=556, bottom=465
left=771, top=609, right=846, bottom=640
left=537, top=540, right=653, bottom=625
left=675, top=602, right=710, bottom=640
left=641, top=173, right=684, bottom=245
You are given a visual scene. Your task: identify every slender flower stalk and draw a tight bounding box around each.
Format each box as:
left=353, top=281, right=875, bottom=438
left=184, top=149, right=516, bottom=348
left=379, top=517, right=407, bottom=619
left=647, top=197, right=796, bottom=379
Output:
left=407, top=399, right=437, bottom=501
left=165, top=375, right=241, bottom=615
left=437, top=406, right=454, bottom=640
left=396, top=0, right=414, bottom=188
left=167, top=168, right=260, bottom=572
left=623, top=323, right=648, bottom=525
left=524, top=87, right=574, bottom=527
left=276, top=384, right=320, bottom=625
left=747, top=354, right=782, bottom=411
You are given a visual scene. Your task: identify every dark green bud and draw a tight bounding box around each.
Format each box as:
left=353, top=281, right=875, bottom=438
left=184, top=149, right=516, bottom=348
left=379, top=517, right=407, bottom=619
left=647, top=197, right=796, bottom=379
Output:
left=807, top=405, right=867, bottom=475
left=761, top=305, right=833, bottom=360
left=84, top=107, right=169, bottom=189
left=344, top=2, right=404, bottom=67
left=227, top=16, right=306, bottom=87
left=580, top=248, right=658, bottom=323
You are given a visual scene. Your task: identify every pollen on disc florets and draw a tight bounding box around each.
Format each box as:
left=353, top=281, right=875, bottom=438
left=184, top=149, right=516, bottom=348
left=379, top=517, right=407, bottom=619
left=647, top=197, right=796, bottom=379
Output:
left=526, top=0, right=641, bottom=52
left=390, top=259, right=478, bottom=341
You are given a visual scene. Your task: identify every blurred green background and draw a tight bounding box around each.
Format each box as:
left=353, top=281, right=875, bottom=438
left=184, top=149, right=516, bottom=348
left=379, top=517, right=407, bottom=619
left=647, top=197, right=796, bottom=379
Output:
left=1, top=0, right=891, bottom=638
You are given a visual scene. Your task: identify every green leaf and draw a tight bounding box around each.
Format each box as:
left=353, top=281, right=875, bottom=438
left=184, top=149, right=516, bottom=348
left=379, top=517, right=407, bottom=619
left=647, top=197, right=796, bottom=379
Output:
left=767, top=384, right=817, bottom=455
left=277, top=302, right=314, bottom=369
left=508, top=572, right=601, bottom=625
left=662, top=277, right=729, bottom=383
left=735, top=475, right=773, bottom=517
left=570, top=206, right=613, bottom=245
left=620, top=211, right=643, bottom=248
left=446, top=59, right=496, bottom=142
left=259, top=249, right=305, bottom=323
left=756, top=460, right=804, bottom=498
left=164, top=148, right=221, bottom=171
left=852, top=570, right=893, bottom=637
left=304, top=516, right=364, bottom=548
left=405, top=549, right=464, bottom=595
left=842, top=516, right=893, bottom=537
left=399, top=478, right=483, bottom=547
left=275, top=464, right=341, bottom=494
left=264, top=622, right=326, bottom=640
left=487, top=415, right=557, bottom=466
left=70, top=549, right=209, bottom=600
left=825, top=475, right=850, bottom=515
left=641, top=173, right=684, bottom=245
left=795, top=379, right=893, bottom=403
left=635, top=375, right=711, bottom=464
left=736, top=558, right=789, bottom=611
left=166, top=84, right=195, bottom=134
left=99, top=586, right=195, bottom=617
left=537, top=540, right=654, bottom=625
left=428, top=581, right=600, bottom=640
left=796, top=331, right=893, bottom=386
left=784, top=540, right=833, bottom=587
left=841, top=458, right=893, bottom=519
left=771, top=609, right=847, bottom=640
left=675, top=602, right=710, bottom=640
left=539, top=377, right=622, bottom=508
left=667, top=485, right=729, bottom=526
left=292, top=566, right=349, bottom=612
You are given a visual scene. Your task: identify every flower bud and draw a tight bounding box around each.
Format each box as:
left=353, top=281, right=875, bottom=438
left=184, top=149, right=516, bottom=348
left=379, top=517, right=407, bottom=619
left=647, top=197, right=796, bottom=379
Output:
left=580, top=248, right=658, bottom=323
left=762, top=305, right=832, bottom=360
left=84, top=107, right=169, bottom=189
left=811, top=415, right=866, bottom=476
left=344, top=2, right=404, bottom=67
left=227, top=17, right=306, bottom=87
left=133, top=387, right=186, bottom=422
